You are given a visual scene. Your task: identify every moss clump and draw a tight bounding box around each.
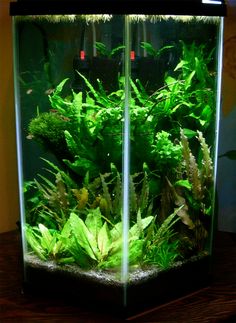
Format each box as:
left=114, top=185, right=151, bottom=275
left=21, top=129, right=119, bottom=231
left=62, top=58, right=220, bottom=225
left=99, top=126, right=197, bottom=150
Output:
left=28, top=112, right=71, bottom=160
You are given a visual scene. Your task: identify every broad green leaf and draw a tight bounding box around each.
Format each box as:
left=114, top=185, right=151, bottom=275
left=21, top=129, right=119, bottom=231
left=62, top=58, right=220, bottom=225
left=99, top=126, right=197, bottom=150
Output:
left=69, top=213, right=101, bottom=261
left=108, top=237, right=122, bottom=256
left=25, top=226, right=47, bottom=261
left=38, top=223, right=55, bottom=252
left=136, top=209, right=143, bottom=237
left=52, top=240, right=63, bottom=257
left=174, top=60, right=186, bottom=71
left=175, top=179, right=192, bottom=191
left=183, top=128, right=197, bottom=139
left=101, top=238, right=144, bottom=268
left=129, top=239, right=144, bottom=265
left=85, top=208, right=103, bottom=239
left=165, top=76, right=177, bottom=91
left=201, top=105, right=212, bottom=123
left=66, top=237, right=92, bottom=268
left=158, top=45, right=174, bottom=57
left=99, top=249, right=122, bottom=269
left=129, top=216, right=153, bottom=239
left=140, top=42, right=156, bottom=56
left=185, top=70, right=195, bottom=89
left=60, top=218, right=72, bottom=238
left=110, top=222, right=122, bottom=242
left=63, top=157, right=99, bottom=178
left=97, top=222, right=111, bottom=257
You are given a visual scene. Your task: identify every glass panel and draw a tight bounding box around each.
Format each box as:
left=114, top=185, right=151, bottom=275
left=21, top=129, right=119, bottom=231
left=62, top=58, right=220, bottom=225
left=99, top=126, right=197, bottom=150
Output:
left=127, top=14, right=222, bottom=306
left=13, top=14, right=127, bottom=303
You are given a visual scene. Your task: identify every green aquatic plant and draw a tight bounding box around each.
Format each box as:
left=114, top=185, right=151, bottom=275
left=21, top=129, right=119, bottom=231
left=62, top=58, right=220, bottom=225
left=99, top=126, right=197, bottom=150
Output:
left=25, top=207, right=154, bottom=269
left=28, top=40, right=216, bottom=180
left=25, top=158, right=157, bottom=229
left=25, top=223, right=74, bottom=263
left=25, top=205, right=186, bottom=270
left=28, top=112, right=71, bottom=160
left=180, top=129, right=213, bottom=207
left=169, top=129, right=214, bottom=253
left=95, top=42, right=125, bottom=58
left=25, top=40, right=217, bottom=270
left=140, top=42, right=173, bottom=58
left=153, top=41, right=215, bottom=137
left=151, top=131, right=182, bottom=171
left=144, top=206, right=182, bottom=269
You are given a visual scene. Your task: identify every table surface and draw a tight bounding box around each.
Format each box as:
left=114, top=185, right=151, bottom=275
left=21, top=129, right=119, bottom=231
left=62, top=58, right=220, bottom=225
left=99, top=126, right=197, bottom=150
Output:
left=1, top=229, right=236, bottom=322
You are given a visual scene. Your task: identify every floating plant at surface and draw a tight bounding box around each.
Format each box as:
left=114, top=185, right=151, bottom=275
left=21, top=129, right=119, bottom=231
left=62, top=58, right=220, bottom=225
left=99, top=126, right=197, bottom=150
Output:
left=24, top=40, right=216, bottom=272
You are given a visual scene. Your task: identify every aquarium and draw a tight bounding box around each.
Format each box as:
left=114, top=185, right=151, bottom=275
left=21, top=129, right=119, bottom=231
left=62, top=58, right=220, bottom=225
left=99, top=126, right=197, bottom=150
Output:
left=10, top=0, right=226, bottom=316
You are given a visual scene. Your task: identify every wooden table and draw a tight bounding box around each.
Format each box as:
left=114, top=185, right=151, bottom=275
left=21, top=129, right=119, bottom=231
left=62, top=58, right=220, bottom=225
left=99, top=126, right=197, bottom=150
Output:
left=1, top=230, right=236, bottom=322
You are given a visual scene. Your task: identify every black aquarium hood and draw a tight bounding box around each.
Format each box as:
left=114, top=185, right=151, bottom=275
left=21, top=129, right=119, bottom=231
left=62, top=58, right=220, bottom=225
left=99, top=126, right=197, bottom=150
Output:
left=10, top=0, right=226, bottom=17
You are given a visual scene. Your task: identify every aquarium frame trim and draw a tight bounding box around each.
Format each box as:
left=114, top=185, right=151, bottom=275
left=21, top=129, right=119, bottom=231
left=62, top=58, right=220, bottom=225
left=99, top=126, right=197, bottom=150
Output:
left=10, top=0, right=226, bottom=17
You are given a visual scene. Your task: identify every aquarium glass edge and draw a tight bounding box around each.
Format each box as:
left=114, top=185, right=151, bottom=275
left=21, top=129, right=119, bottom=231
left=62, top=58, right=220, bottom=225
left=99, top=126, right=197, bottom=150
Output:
left=209, top=16, right=224, bottom=255
left=12, top=17, right=28, bottom=264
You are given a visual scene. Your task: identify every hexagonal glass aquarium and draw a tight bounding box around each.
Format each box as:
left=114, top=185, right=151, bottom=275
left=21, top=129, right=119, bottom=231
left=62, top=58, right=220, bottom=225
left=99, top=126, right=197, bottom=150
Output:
left=10, top=0, right=226, bottom=316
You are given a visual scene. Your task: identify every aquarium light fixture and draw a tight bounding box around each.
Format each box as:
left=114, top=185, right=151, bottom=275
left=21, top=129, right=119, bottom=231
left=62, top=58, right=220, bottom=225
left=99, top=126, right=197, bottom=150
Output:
left=202, top=0, right=222, bottom=4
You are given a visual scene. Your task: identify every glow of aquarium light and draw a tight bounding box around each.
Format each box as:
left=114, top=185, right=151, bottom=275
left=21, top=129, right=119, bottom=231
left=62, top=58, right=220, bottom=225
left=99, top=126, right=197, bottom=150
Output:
left=202, top=0, right=222, bottom=4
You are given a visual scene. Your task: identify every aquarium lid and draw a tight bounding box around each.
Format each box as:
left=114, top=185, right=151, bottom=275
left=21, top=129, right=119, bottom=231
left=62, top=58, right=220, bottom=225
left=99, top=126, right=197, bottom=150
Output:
left=10, top=0, right=226, bottom=17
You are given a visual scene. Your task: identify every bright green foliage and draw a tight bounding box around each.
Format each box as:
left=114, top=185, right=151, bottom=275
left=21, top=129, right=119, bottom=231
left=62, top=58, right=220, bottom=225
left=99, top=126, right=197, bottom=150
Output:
left=27, top=41, right=215, bottom=179
left=25, top=208, right=155, bottom=269
left=154, top=42, right=215, bottom=136
left=146, top=239, right=180, bottom=269
left=25, top=223, right=74, bottom=264
left=24, top=40, right=217, bottom=272
left=151, top=131, right=182, bottom=171
left=143, top=207, right=182, bottom=269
